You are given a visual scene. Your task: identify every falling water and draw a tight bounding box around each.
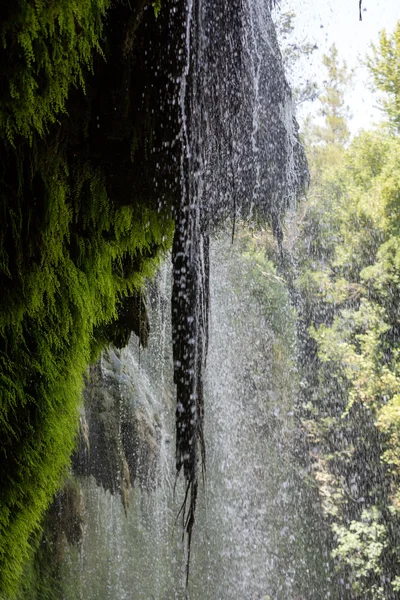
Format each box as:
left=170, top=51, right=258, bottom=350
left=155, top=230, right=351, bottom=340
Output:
left=55, top=236, right=339, bottom=599
left=171, top=0, right=307, bottom=543
left=50, top=1, right=324, bottom=598
left=184, top=237, right=336, bottom=599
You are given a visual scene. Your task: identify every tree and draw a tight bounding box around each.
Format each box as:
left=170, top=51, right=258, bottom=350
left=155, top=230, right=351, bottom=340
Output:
left=367, top=21, right=400, bottom=132
left=312, top=44, right=353, bottom=146
left=289, top=40, right=400, bottom=598
left=301, top=44, right=353, bottom=190
left=274, top=10, right=319, bottom=107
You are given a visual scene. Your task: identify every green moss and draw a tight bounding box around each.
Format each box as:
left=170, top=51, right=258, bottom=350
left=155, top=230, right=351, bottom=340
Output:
left=0, top=1, right=177, bottom=596
left=0, top=0, right=110, bottom=144
left=152, top=0, right=162, bottom=19
left=14, top=477, right=84, bottom=600
left=0, top=141, right=173, bottom=596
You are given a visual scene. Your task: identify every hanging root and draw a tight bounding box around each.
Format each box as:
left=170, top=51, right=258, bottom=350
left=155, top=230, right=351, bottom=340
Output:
left=172, top=207, right=209, bottom=594
left=184, top=479, right=198, bottom=592
left=176, top=477, right=198, bottom=596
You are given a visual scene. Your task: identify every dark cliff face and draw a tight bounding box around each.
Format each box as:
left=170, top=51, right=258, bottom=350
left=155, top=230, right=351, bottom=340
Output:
left=181, top=0, right=307, bottom=228
left=171, top=0, right=307, bottom=549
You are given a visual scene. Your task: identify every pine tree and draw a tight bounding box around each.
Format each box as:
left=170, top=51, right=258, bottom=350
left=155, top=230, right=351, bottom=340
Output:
left=367, top=21, right=400, bottom=132
left=312, top=44, right=353, bottom=146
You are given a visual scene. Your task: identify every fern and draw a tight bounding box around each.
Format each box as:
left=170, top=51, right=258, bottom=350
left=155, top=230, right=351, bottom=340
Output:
left=0, top=0, right=110, bottom=143
left=0, top=2, right=176, bottom=596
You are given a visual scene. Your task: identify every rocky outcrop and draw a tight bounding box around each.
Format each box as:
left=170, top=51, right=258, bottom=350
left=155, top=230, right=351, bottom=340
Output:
left=48, top=478, right=84, bottom=549
left=73, top=346, right=163, bottom=510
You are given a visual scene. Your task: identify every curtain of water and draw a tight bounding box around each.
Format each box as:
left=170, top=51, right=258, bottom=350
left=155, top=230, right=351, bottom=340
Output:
left=58, top=238, right=338, bottom=599
left=56, top=2, right=325, bottom=598
left=171, top=0, right=306, bottom=543
left=189, top=238, right=336, bottom=599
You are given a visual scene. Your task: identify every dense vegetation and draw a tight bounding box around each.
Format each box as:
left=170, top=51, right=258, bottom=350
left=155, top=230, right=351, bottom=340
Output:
left=5, top=3, right=400, bottom=598
left=0, top=2, right=177, bottom=597
left=289, top=25, right=400, bottom=598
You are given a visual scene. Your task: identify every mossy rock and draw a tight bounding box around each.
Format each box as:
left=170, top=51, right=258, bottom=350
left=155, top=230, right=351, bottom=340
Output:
left=0, top=0, right=180, bottom=596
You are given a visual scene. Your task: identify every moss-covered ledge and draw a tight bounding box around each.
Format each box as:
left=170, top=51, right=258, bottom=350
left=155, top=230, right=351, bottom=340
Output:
left=0, top=1, right=180, bottom=596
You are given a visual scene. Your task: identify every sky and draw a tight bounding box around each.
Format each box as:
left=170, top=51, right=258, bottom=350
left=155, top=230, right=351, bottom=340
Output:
left=274, top=0, right=400, bottom=133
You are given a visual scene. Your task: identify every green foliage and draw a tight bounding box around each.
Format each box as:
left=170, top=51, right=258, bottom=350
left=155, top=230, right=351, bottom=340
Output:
left=290, top=41, right=400, bottom=596
left=296, top=129, right=400, bottom=595
left=367, top=21, right=400, bottom=132
left=301, top=44, right=352, bottom=155
left=152, top=0, right=162, bottom=19
left=274, top=10, right=319, bottom=107
left=13, top=477, right=84, bottom=600
left=315, top=45, right=353, bottom=146
left=332, top=508, right=388, bottom=597
left=0, top=0, right=110, bottom=143
left=300, top=45, right=353, bottom=193
left=0, top=2, right=176, bottom=597
left=241, top=233, right=296, bottom=342
left=0, top=141, right=173, bottom=597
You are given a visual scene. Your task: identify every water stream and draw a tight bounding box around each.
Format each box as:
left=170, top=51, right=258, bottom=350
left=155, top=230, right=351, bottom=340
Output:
left=171, top=0, right=306, bottom=527
left=57, top=238, right=337, bottom=599
left=190, top=238, right=331, bottom=599
left=53, top=1, right=322, bottom=597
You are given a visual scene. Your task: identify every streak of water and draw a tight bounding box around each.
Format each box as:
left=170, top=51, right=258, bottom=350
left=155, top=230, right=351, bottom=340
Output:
left=58, top=238, right=337, bottom=599
left=171, top=0, right=306, bottom=526
left=55, top=2, right=315, bottom=597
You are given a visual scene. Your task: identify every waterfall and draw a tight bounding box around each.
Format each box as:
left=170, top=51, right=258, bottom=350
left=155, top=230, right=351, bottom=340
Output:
left=185, top=237, right=336, bottom=599
left=172, top=0, right=307, bottom=550
left=53, top=236, right=339, bottom=599
left=41, top=2, right=320, bottom=598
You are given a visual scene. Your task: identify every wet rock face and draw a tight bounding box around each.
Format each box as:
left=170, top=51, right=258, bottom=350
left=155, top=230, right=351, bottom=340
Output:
left=73, top=347, right=161, bottom=507
left=101, top=292, right=150, bottom=351
left=48, top=478, right=85, bottom=549
left=171, top=0, right=308, bottom=543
